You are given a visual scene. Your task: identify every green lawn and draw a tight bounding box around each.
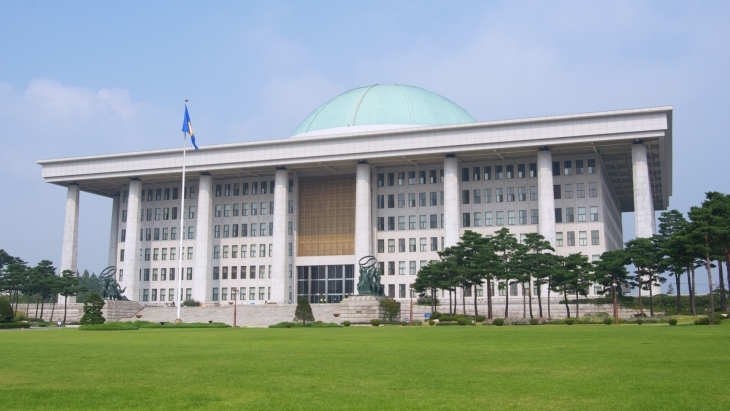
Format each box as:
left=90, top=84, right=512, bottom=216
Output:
left=1, top=323, right=728, bottom=410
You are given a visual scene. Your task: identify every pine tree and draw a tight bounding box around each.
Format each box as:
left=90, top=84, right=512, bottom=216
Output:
left=80, top=293, right=105, bottom=325
left=293, top=297, right=314, bottom=326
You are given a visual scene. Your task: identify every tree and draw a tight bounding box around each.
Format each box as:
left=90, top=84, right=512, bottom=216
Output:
left=0, top=298, right=13, bottom=322
left=293, top=297, right=315, bottom=326
left=413, top=261, right=444, bottom=314
left=593, top=249, right=630, bottom=324
left=563, top=253, right=593, bottom=318
left=32, top=260, right=56, bottom=320
left=58, top=270, right=85, bottom=323
left=520, top=233, right=555, bottom=319
left=625, top=237, right=660, bottom=316
left=80, top=293, right=105, bottom=325
left=657, top=210, right=691, bottom=315
left=491, top=228, right=519, bottom=318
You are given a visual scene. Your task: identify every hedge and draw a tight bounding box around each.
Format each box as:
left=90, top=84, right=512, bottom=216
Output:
left=0, top=322, right=30, bottom=329
left=130, top=321, right=231, bottom=329
left=269, top=321, right=341, bottom=328
left=79, top=322, right=139, bottom=331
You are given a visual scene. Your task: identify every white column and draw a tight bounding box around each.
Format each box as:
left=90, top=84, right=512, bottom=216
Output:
left=355, top=162, right=372, bottom=269
left=121, top=179, right=141, bottom=301
left=193, top=173, right=213, bottom=303
left=443, top=155, right=460, bottom=247
left=272, top=167, right=288, bottom=303
left=537, top=149, right=556, bottom=246
left=59, top=184, right=80, bottom=303
left=107, top=195, right=120, bottom=268
left=632, top=142, right=654, bottom=238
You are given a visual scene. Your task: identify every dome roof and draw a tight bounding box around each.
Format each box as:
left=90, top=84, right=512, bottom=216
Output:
left=291, top=84, right=476, bottom=136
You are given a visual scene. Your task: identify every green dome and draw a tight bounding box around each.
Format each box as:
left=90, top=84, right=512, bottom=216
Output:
left=291, top=84, right=476, bottom=136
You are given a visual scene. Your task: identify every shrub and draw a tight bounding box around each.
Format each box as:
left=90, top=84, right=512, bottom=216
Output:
left=668, top=318, right=678, bottom=326
left=379, top=298, right=401, bottom=322
left=604, top=317, right=613, bottom=325
left=416, top=296, right=440, bottom=306
left=596, top=312, right=609, bottom=317
left=286, top=323, right=293, bottom=328
left=456, top=318, right=467, bottom=326
left=80, top=293, right=105, bottom=325
left=0, top=322, right=30, bottom=329
left=293, top=297, right=315, bottom=325
left=182, top=299, right=201, bottom=307
left=0, top=299, right=13, bottom=322
left=79, top=322, right=139, bottom=331
left=694, top=317, right=721, bottom=325
left=529, top=318, right=539, bottom=326
left=493, top=318, right=505, bottom=326
left=428, top=319, right=435, bottom=326
left=14, top=311, right=26, bottom=322
left=565, top=318, right=574, bottom=325
left=343, top=321, right=351, bottom=327
left=430, top=311, right=441, bottom=320
left=474, top=315, right=486, bottom=323
left=636, top=319, right=644, bottom=325
left=370, top=319, right=380, bottom=326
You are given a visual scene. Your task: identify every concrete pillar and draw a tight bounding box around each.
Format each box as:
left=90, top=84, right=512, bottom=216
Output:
left=107, top=195, right=120, bottom=268
left=60, top=184, right=80, bottom=303
left=443, top=155, right=460, bottom=247
left=632, top=142, right=654, bottom=238
left=121, top=179, right=141, bottom=301
left=537, top=149, right=556, bottom=246
left=271, top=167, right=288, bottom=303
left=355, top=162, right=372, bottom=271
left=193, top=173, right=213, bottom=303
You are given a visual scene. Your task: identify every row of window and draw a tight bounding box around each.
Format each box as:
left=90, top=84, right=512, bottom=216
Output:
left=140, top=288, right=190, bottom=302
left=377, top=170, right=444, bottom=186
left=214, top=223, right=276, bottom=238
left=212, top=287, right=269, bottom=301
left=555, top=207, right=599, bottom=223
left=213, top=265, right=272, bottom=279
left=377, top=238, right=441, bottom=253
left=124, top=186, right=196, bottom=204
left=138, top=267, right=192, bottom=282
left=127, top=206, right=193, bottom=223
left=462, top=210, right=539, bottom=227
left=555, top=231, right=601, bottom=246
left=377, top=215, right=443, bottom=231
left=553, top=183, right=598, bottom=199
left=120, top=247, right=195, bottom=262
left=213, top=201, right=294, bottom=217
left=214, top=179, right=294, bottom=197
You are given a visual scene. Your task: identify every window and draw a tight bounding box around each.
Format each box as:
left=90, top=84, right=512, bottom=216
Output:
left=188, top=206, right=195, bottom=219
left=495, top=165, right=503, bottom=180
left=241, top=224, right=248, bottom=237
left=507, top=211, right=516, bottom=225
left=473, top=189, right=481, bottom=204
left=430, top=214, right=438, bottom=229
left=518, top=187, right=526, bottom=201
left=408, top=171, right=416, bottom=185
left=408, top=193, right=416, bottom=207
left=566, top=207, right=574, bottom=223
left=531, top=209, right=538, bottom=224
left=214, top=225, right=220, bottom=238
left=145, top=228, right=151, bottom=241
left=409, top=261, right=417, bottom=275
left=419, top=192, right=426, bottom=206
left=473, top=167, right=480, bottom=181
left=260, top=181, right=267, bottom=195
left=378, top=240, right=385, bottom=253
left=260, top=244, right=266, bottom=257
left=496, top=211, right=504, bottom=226
left=510, top=282, right=518, bottom=296
left=530, top=186, right=538, bottom=201
left=590, top=206, right=599, bottom=221
left=252, top=182, right=258, bottom=195
left=224, top=204, right=231, bottom=217
left=398, top=194, right=405, bottom=208
left=408, top=216, right=416, bottom=230
left=576, top=160, right=584, bottom=175
left=144, top=248, right=151, bottom=261
left=242, top=183, right=249, bottom=195
left=232, top=224, right=239, bottom=237
left=377, top=195, right=384, bottom=209
left=388, top=173, right=395, bottom=186
left=234, top=183, right=240, bottom=196
left=553, top=185, right=561, bottom=200
left=507, top=187, right=515, bottom=202
left=441, top=191, right=444, bottom=205
left=170, top=248, right=176, bottom=260
left=431, top=237, right=438, bottom=251
left=587, top=159, right=596, bottom=174
left=288, top=179, right=294, bottom=193
left=517, top=164, right=525, bottom=178
left=555, top=208, right=563, bottom=223
left=589, top=182, right=597, bottom=197
left=399, top=284, right=406, bottom=298
left=377, top=173, right=384, bottom=187
left=461, top=167, right=469, bottom=182
left=155, top=208, right=161, bottom=221
left=430, top=192, right=437, bottom=206
left=212, top=288, right=219, bottom=301
left=420, top=237, right=427, bottom=251
left=552, top=161, right=560, bottom=176
left=223, top=225, right=230, bottom=238
left=399, top=261, right=406, bottom=275
left=495, top=188, right=503, bottom=203
left=484, top=166, right=491, bottom=180
left=388, top=217, right=395, bottom=231
left=172, top=207, right=178, bottom=220
left=591, top=230, right=600, bottom=245
left=485, top=211, right=493, bottom=226
left=577, top=183, right=585, bottom=198
left=567, top=231, right=575, bottom=246
left=409, top=238, right=416, bottom=252
left=398, top=172, right=405, bottom=186
left=579, top=231, right=587, bottom=246
left=474, top=212, right=482, bottom=227
left=529, top=163, right=537, bottom=178
left=163, top=208, right=169, bottom=220
left=388, top=195, right=395, bottom=208
left=288, top=221, right=293, bottom=235
left=119, top=249, right=125, bottom=262
left=147, top=209, right=152, bottom=221
left=399, top=239, right=406, bottom=252
left=485, top=189, right=492, bottom=203
left=506, top=164, right=514, bottom=179
left=519, top=210, right=527, bottom=225
left=565, top=184, right=573, bottom=199
left=398, top=217, right=405, bottom=230
left=462, top=213, right=471, bottom=227
left=419, top=215, right=427, bottom=229
left=214, top=246, right=220, bottom=259
left=232, top=245, right=238, bottom=258
left=462, top=190, right=470, bottom=204
left=429, top=170, right=437, bottom=184
left=564, top=161, right=572, bottom=175
left=556, top=232, right=564, bottom=246
left=122, top=210, right=127, bottom=222
left=153, top=248, right=159, bottom=261
left=215, top=184, right=222, bottom=197
left=241, top=245, right=247, bottom=258
left=260, top=202, right=267, bottom=215
left=251, top=203, right=258, bottom=216
left=223, top=246, right=229, bottom=258
left=225, top=184, right=231, bottom=196
left=388, top=262, right=395, bottom=275
left=377, top=217, right=385, bottom=231
left=121, top=229, right=126, bottom=242
left=578, top=207, right=586, bottom=222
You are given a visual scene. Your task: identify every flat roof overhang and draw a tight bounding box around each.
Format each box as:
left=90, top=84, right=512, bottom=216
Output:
left=37, top=106, right=673, bottom=212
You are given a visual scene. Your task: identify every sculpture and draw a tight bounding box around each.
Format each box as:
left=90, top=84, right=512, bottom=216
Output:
left=356, top=256, right=385, bottom=296
left=99, top=266, right=129, bottom=301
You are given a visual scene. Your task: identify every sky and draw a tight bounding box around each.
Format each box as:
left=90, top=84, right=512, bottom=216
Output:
left=1, top=1, right=729, bottom=294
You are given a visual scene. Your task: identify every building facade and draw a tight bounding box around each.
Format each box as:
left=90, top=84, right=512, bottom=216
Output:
left=38, top=84, right=672, bottom=304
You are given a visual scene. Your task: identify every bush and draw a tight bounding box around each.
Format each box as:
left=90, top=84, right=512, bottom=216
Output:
left=0, top=322, right=30, bottom=329
left=343, top=321, right=351, bottom=327
left=0, top=299, right=14, bottom=322
left=370, top=319, right=381, bottom=326
left=269, top=321, right=339, bottom=328
left=694, top=316, right=721, bottom=325
left=565, top=318, right=574, bottom=325
left=430, top=311, right=441, bottom=320
left=456, top=318, right=467, bottom=326
left=474, top=315, right=486, bottom=323
left=294, top=297, right=316, bottom=325
left=596, top=312, right=609, bottom=317
left=604, top=317, right=613, bottom=325
left=428, top=319, right=435, bottom=326
left=636, top=319, right=644, bottom=325
left=182, top=299, right=201, bottom=307
left=529, top=318, right=539, bottom=326
left=80, top=293, right=105, bottom=325
left=416, top=296, right=440, bottom=306
left=493, top=318, right=505, bottom=326
left=79, top=322, right=139, bottom=331
left=668, top=318, right=678, bottom=326
left=379, top=299, right=401, bottom=322
left=14, top=311, right=26, bottom=322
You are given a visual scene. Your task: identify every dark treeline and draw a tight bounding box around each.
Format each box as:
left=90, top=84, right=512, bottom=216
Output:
left=413, top=192, right=730, bottom=325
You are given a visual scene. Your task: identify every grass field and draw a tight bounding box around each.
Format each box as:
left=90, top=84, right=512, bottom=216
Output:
left=1, top=322, right=729, bottom=410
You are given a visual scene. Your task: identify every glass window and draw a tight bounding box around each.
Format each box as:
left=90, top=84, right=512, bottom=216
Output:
left=496, top=211, right=504, bottom=226
left=519, top=210, right=527, bottom=225
left=399, top=239, right=405, bottom=252
left=419, top=192, right=426, bottom=207
left=251, top=202, right=258, bottom=215
left=419, top=170, right=426, bottom=184
left=388, top=217, right=395, bottom=231
left=485, top=212, right=493, bottom=226
left=590, top=206, right=599, bottom=221
left=577, top=183, right=585, bottom=198
left=473, top=189, right=481, bottom=204
left=377, top=217, right=385, bottom=231
left=431, top=237, right=438, bottom=251
left=495, top=165, right=503, bottom=180
left=592, top=230, right=600, bottom=245
left=507, top=211, right=516, bottom=225
left=419, top=215, right=427, bottom=229
left=578, top=207, right=586, bottom=222
left=398, top=172, right=405, bottom=186
left=430, top=214, right=438, bottom=229
left=484, top=166, right=491, bottom=180
left=553, top=185, right=561, bottom=200
left=462, top=213, right=471, bottom=227
left=430, top=192, right=437, bottom=206
left=409, top=261, right=417, bottom=275
left=473, top=167, right=480, bottom=181
left=566, top=207, right=575, bottom=223
left=409, top=238, right=416, bottom=252
left=420, top=237, right=427, bottom=251
left=377, top=195, right=384, bottom=209
left=388, top=194, right=395, bottom=208
left=225, top=184, right=231, bottom=196
left=224, top=204, right=231, bottom=217
left=565, top=184, right=573, bottom=199
left=398, top=194, right=405, bottom=208
left=587, top=159, right=596, bottom=174
left=556, top=232, right=564, bottom=246
left=552, top=161, right=560, bottom=176
left=576, top=160, right=584, bottom=174
left=461, top=168, right=469, bottom=182
left=531, top=209, right=538, bottom=224
left=408, top=171, right=416, bottom=185
left=506, top=165, right=514, bottom=179
left=530, top=186, right=538, bottom=201
left=462, top=190, right=470, bottom=204
left=388, top=262, right=395, bottom=275
left=398, top=216, right=405, bottom=230
left=518, top=187, right=526, bottom=201
left=214, top=246, right=220, bottom=259
left=567, top=231, right=575, bottom=246
left=579, top=231, right=588, bottom=246
left=377, top=173, right=384, bottom=187
left=409, top=193, right=416, bottom=207
left=517, top=164, right=525, bottom=178
left=529, top=163, right=537, bottom=178
left=215, top=184, right=222, bottom=197
left=564, top=161, right=572, bottom=175
left=234, top=183, right=240, bottom=196
left=555, top=208, right=563, bottom=223
left=409, top=215, right=416, bottom=230
left=429, top=170, right=437, bottom=184
left=589, top=182, right=597, bottom=197
left=507, top=187, right=515, bottom=202
left=495, top=188, right=503, bottom=203
left=474, top=212, right=482, bottom=227
left=399, top=261, right=406, bottom=275
left=388, top=173, right=395, bottom=186
left=388, top=239, right=395, bottom=253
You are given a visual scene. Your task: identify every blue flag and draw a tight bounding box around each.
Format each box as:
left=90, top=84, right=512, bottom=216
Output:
left=182, top=105, right=199, bottom=150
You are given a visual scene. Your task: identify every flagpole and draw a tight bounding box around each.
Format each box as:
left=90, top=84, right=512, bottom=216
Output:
left=176, top=100, right=188, bottom=322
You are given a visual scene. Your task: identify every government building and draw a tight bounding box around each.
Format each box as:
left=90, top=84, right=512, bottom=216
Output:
left=38, top=84, right=672, bottom=305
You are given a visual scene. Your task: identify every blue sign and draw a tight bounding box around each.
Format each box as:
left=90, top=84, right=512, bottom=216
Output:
left=424, top=313, right=431, bottom=318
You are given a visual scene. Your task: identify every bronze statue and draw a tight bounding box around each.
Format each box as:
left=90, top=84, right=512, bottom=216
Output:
left=356, top=256, right=384, bottom=296
left=99, top=266, right=129, bottom=301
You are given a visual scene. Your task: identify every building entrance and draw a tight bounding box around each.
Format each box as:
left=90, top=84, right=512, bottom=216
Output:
left=297, top=265, right=355, bottom=303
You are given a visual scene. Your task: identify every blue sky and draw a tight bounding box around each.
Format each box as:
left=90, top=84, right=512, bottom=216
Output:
left=1, top=1, right=729, bottom=293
